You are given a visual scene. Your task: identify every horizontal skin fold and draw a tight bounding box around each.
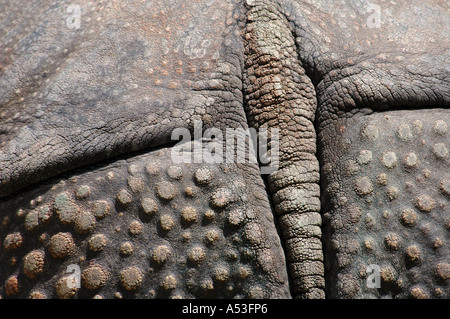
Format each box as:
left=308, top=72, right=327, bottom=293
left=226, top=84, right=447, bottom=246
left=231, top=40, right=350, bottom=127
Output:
left=0, top=0, right=247, bottom=198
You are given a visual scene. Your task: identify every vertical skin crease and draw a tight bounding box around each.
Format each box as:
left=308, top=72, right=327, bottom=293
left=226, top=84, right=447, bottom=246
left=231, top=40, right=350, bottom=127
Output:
left=243, top=1, right=324, bottom=298
left=0, top=0, right=293, bottom=299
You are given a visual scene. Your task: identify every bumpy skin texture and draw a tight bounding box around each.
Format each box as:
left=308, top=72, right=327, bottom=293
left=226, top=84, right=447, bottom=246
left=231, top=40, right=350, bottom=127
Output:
left=1, top=0, right=449, bottom=299
left=275, top=0, right=449, bottom=298
left=0, top=144, right=290, bottom=298
left=320, top=111, right=449, bottom=298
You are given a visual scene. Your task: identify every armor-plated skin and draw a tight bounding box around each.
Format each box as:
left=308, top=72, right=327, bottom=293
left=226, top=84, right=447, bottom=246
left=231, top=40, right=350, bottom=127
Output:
left=0, top=0, right=448, bottom=299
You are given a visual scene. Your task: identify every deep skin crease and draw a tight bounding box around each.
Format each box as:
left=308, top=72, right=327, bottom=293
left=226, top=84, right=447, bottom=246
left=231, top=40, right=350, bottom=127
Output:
left=0, top=0, right=448, bottom=299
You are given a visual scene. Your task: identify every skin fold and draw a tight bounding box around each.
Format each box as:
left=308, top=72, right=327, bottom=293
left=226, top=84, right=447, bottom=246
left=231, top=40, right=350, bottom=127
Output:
left=0, top=0, right=448, bottom=298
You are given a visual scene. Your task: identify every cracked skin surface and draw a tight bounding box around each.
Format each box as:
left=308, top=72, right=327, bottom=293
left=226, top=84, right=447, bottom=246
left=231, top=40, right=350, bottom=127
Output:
left=0, top=0, right=449, bottom=298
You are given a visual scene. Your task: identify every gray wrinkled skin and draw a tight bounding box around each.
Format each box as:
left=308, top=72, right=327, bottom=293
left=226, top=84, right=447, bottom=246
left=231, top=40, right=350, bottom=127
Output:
left=0, top=0, right=448, bottom=299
